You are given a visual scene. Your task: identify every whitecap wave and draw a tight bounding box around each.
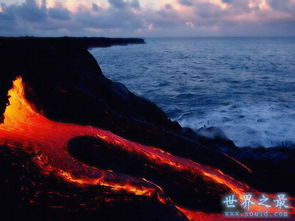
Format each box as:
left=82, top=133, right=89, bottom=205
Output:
left=177, top=103, right=295, bottom=148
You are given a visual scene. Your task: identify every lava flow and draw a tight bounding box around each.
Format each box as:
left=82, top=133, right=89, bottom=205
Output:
left=0, top=76, right=293, bottom=220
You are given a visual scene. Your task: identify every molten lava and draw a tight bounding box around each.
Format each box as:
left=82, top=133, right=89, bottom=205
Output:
left=0, top=77, right=293, bottom=220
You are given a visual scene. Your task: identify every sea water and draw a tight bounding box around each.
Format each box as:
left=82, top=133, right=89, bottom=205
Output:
left=91, top=37, right=295, bottom=148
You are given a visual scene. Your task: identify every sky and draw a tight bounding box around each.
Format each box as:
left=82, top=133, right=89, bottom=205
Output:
left=0, top=0, right=295, bottom=37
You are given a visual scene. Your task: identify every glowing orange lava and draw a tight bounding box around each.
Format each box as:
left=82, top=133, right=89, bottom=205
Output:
left=0, top=77, right=293, bottom=220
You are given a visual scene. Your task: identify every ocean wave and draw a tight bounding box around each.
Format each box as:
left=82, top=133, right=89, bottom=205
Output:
left=177, top=103, right=295, bottom=148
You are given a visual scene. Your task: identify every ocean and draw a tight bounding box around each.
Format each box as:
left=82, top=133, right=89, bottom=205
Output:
left=90, top=37, right=295, bottom=148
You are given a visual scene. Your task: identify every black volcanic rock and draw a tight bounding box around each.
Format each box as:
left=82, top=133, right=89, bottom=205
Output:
left=0, top=36, right=145, bottom=49
left=68, top=136, right=229, bottom=213
left=0, top=146, right=187, bottom=221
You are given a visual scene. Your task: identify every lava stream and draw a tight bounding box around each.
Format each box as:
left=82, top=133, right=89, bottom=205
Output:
left=0, top=77, right=293, bottom=220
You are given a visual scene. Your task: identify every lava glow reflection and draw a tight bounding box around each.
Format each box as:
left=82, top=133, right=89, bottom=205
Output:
left=0, top=77, right=293, bottom=220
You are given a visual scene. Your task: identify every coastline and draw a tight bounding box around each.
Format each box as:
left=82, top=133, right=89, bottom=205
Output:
left=0, top=36, right=145, bottom=49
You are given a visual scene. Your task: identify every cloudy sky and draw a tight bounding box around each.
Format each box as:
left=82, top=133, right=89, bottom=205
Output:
left=1, top=0, right=295, bottom=37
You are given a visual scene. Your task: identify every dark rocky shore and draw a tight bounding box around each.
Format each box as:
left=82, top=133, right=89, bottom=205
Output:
left=0, top=36, right=145, bottom=48
left=0, top=37, right=294, bottom=220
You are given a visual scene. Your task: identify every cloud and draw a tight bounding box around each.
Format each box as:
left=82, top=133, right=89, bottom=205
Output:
left=178, top=0, right=193, bottom=6
left=0, top=0, right=295, bottom=36
left=108, top=0, right=139, bottom=9
left=48, top=7, right=70, bottom=20
left=108, top=0, right=127, bottom=9
left=269, top=0, right=295, bottom=14
left=0, top=0, right=145, bottom=36
left=13, top=0, right=46, bottom=22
